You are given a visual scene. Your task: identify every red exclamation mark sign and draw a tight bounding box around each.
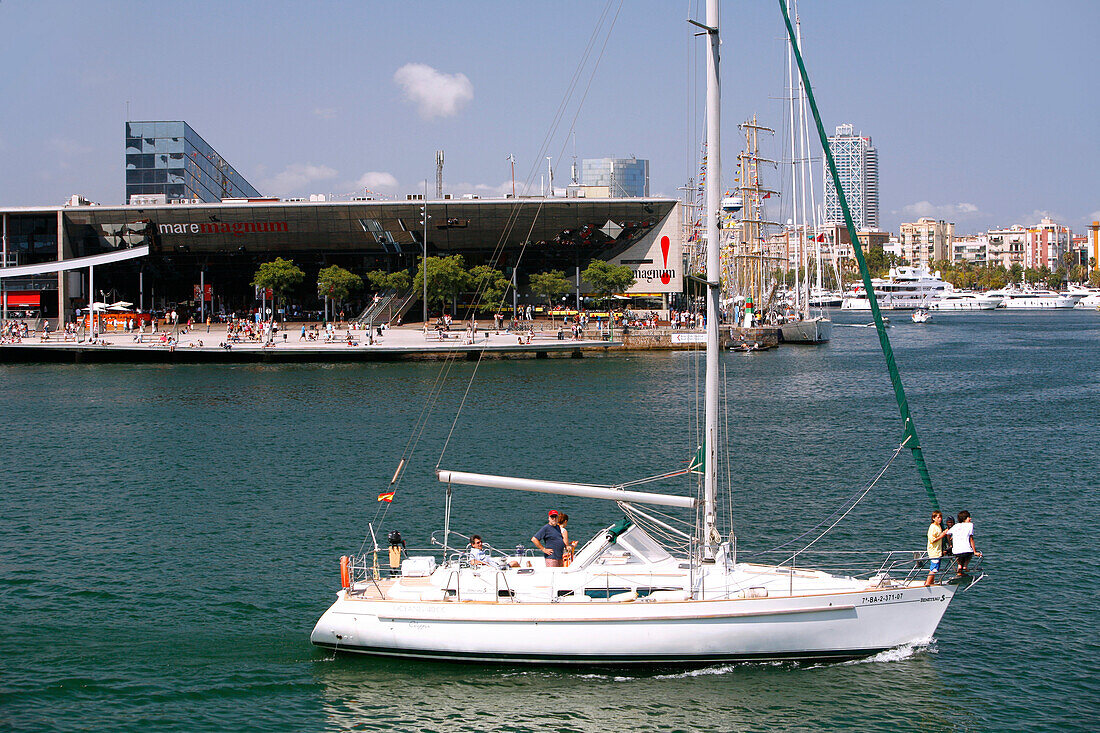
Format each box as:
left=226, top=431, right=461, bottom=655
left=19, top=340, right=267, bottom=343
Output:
left=660, top=236, right=671, bottom=284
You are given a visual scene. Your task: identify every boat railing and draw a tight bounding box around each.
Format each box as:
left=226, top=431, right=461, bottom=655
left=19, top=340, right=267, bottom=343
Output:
left=752, top=549, right=985, bottom=590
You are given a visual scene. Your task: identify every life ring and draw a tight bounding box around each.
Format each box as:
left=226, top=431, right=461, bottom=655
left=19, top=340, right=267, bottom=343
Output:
left=340, top=555, right=350, bottom=588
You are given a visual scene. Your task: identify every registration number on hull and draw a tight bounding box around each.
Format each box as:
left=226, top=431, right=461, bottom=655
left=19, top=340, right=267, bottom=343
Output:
left=861, top=592, right=904, bottom=605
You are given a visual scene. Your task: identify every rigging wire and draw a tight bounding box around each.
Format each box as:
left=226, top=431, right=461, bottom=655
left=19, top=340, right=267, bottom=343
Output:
left=435, top=0, right=625, bottom=470
left=359, top=0, right=626, bottom=530
left=743, top=438, right=909, bottom=560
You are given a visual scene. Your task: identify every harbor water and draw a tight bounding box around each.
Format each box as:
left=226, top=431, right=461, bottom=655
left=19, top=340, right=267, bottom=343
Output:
left=2, top=310, right=1098, bottom=731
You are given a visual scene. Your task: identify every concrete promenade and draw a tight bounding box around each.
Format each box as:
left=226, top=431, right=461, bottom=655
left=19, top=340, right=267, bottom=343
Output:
left=0, top=322, right=619, bottom=363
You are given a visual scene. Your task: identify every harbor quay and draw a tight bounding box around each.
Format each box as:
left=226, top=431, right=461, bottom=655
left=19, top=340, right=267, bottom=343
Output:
left=0, top=320, right=614, bottom=363
left=0, top=317, right=772, bottom=363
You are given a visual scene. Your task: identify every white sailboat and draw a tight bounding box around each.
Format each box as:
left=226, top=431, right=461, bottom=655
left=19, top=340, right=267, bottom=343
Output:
left=778, top=1, right=831, bottom=345
left=311, top=0, right=975, bottom=665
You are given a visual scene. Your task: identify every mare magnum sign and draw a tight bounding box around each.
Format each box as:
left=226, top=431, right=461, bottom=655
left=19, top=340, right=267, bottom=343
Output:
left=157, top=221, right=288, bottom=236
left=608, top=204, right=683, bottom=294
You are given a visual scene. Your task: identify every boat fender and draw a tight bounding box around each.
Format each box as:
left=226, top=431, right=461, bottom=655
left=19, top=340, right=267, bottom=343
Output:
left=340, top=555, right=350, bottom=589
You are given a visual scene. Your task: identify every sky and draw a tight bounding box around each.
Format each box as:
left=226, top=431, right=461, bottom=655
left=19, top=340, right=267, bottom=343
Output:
left=0, top=0, right=1096, bottom=235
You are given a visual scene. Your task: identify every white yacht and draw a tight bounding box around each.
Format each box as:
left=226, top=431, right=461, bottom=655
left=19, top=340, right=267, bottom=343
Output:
left=928, top=289, right=1003, bottom=311
left=985, top=285, right=1080, bottom=309
left=841, top=266, right=948, bottom=310
left=1066, top=284, right=1100, bottom=309
left=809, top=288, right=843, bottom=308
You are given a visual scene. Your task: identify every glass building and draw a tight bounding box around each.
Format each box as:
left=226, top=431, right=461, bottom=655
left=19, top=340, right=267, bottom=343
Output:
left=125, top=121, right=261, bottom=203
left=581, top=157, right=649, bottom=197
left=823, top=124, right=879, bottom=230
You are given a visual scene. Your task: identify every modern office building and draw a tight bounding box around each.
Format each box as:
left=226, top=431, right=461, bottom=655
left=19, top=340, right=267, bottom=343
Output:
left=125, top=121, right=261, bottom=204
left=823, top=124, right=879, bottom=231
left=580, top=157, right=649, bottom=197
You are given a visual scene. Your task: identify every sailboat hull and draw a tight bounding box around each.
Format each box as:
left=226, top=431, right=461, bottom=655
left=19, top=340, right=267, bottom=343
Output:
left=311, top=583, right=954, bottom=664
left=779, top=317, right=832, bottom=344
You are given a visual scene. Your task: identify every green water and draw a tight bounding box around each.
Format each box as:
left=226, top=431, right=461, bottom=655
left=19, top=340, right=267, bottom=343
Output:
left=2, top=311, right=1098, bottom=731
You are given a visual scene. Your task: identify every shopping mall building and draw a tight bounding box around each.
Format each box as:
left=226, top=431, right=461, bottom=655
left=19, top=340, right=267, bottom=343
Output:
left=0, top=122, right=684, bottom=323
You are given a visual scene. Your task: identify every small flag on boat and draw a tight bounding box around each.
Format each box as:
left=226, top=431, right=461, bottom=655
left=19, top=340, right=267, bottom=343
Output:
left=377, top=491, right=395, bottom=503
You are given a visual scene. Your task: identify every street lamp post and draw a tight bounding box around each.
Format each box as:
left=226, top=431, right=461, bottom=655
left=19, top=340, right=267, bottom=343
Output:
left=422, top=181, right=429, bottom=326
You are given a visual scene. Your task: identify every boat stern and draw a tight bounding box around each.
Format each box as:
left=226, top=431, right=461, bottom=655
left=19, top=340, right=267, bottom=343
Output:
left=310, top=591, right=362, bottom=651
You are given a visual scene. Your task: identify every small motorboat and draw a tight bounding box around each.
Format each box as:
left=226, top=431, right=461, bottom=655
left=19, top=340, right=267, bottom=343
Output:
left=911, top=310, right=931, bottom=324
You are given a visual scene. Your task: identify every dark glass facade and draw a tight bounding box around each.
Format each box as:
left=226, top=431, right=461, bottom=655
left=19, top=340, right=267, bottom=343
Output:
left=3, top=198, right=676, bottom=321
left=125, top=121, right=261, bottom=203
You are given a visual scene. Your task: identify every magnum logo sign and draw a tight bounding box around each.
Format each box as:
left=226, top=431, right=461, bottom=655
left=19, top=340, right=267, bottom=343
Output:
left=158, top=221, right=288, bottom=236
left=632, top=236, right=676, bottom=285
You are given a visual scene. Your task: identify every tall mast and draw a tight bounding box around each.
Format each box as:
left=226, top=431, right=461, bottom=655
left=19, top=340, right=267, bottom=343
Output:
left=787, top=0, right=800, bottom=314
left=702, top=0, right=721, bottom=560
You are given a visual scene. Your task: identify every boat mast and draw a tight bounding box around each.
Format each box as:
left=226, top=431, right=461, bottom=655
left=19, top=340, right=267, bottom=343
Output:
left=702, top=0, right=721, bottom=560
left=786, top=3, right=800, bottom=315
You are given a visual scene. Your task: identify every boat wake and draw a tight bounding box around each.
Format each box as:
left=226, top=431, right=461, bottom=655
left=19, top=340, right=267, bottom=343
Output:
left=839, top=637, right=936, bottom=666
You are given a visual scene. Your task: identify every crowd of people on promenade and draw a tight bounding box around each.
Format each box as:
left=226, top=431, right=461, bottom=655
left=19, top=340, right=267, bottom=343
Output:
left=1, top=320, right=32, bottom=344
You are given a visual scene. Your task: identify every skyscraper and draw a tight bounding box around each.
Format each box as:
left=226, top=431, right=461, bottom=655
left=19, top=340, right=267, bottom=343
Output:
left=125, top=121, right=260, bottom=204
left=823, top=124, right=878, bottom=230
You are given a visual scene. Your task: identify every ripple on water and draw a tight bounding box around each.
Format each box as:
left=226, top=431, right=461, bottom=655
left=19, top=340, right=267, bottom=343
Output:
left=2, top=311, right=1099, bottom=731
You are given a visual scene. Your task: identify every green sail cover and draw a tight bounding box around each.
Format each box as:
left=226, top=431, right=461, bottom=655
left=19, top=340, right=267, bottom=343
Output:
left=606, top=518, right=633, bottom=544
left=777, top=1, right=941, bottom=512
left=689, top=446, right=705, bottom=475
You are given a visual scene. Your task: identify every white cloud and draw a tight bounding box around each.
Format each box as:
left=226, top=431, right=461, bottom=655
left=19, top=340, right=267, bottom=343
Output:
left=356, top=171, right=399, bottom=191
left=313, top=107, right=337, bottom=120
left=260, top=163, right=337, bottom=196
left=1023, top=209, right=1065, bottom=225
left=899, top=201, right=980, bottom=219
left=393, top=63, right=473, bottom=119
left=1088, top=210, right=1100, bottom=222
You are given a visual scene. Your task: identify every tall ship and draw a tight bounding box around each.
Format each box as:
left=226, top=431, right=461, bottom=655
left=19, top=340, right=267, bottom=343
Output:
left=841, top=266, right=948, bottom=310
left=985, top=284, right=1081, bottom=309
left=311, top=0, right=981, bottom=665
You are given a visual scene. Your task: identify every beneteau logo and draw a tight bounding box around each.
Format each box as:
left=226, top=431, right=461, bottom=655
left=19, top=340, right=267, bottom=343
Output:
left=157, top=221, right=289, bottom=236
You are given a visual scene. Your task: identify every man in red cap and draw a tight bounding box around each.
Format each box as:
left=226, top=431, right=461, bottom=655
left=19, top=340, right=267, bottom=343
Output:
left=531, top=510, right=566, bottom=567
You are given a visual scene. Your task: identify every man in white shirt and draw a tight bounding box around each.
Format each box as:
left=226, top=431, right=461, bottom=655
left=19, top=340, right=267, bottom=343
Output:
left=945, top=510, right=982, bottom=576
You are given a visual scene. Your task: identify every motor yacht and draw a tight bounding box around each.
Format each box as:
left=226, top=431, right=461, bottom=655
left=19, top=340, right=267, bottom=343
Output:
left=841, top=266, right=948, bottom=310
left=928, top=289, right=1002, bottom=311
left=1066, top=284, right=1100, bottom=309
left=985, top=285, right=1081, bottom=309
